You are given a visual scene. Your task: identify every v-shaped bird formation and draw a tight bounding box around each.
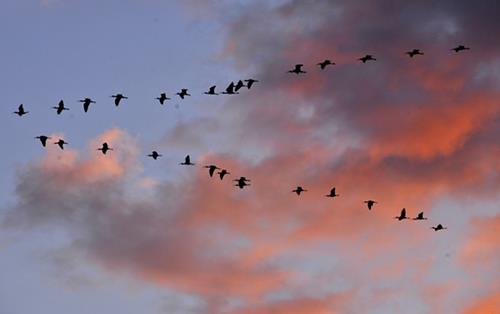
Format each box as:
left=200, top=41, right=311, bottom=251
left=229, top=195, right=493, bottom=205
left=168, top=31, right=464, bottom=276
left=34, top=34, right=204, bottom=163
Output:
left=14, top=45, right=470, bottom=232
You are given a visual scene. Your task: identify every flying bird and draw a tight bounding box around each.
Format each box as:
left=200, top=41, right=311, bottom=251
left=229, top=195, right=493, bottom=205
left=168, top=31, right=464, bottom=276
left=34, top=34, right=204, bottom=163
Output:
left=234, top=80, right=245, bottom=92
left=413, top=212, right=428, bottom=220
left=288, top=64, right=306, bottom=74
left=180, top=155, right=195, bottom=165
left=317, top=59, right=335, bottom=69
left=156, top=93, right=170, bottom=105
left=177, top=89, right=191, bottom=99
left=35, top=135, right=51, bottom=147
left=292, top=186, right=307, bottom=195
left=204, top=86, right=218, bottom=95
left=111, top=94, right=128, bottom=106
left=326, top=188, right=339, bottom=198
left=98, top=142, right=113, bottom=155
left=358, top=55, right=376, bottom=63
left=222, top=82, right=239, bottom=95
left=395, top=208, right=409, bottom=221
left=234, top=177, right=251, bottom=189
left=13, top=104, right=28, bottom=116
left=53, top=100, right=69, bottom=115
left=406, top=49, right=424, bottom=57
left=148, top=151, right=162, bottom=160
left=79, top=98, right=96, bottom=112
left=204, top=165, right=221, bottom=177
left=452, top=45, right=470, bottom=52
left=54, top=139, right=68, bottom=150
left=431, top=224, right=447, bottom=231
left=364, top=200, right=377, bottom=210
left=244, top=79, right=259, bottom=89
left=218, top=169, right=230, bottom=180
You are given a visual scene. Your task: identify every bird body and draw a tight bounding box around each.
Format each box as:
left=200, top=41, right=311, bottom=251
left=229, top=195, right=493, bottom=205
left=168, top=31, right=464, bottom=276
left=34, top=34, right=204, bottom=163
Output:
left=204, top=86, right=218, bottom=95
left=395, top=208, right=409, bottom=221
left=177, top=89, right=191, bottom=99
left=157, top=93, right=170, bottom=105
left=413, top=212, right=427, bottom=220
left=218, top=169, right=230, bottom=180
left=406, top=49, right=424, bottom=57
left=318, top=59, right=335, bottom=69
left=326, top=188, right=339, bottom=198
left=54, top=139, right=68, bottom=150
left=111, top=94, right=128, bottom=106
left=452, top=45, right=470, bottom=52
left=79, top=98, right=96, bottom=112
left=222, top=82, right=239, bottom=95
left=98, top=142, right=113, bottom=155
left=14, top=104, right=28, bottom=116
left=364, top=200, right=377, bottom=210
left=36, top=135, right=51, bottom=147
left=359, top=55, right=376, bottom=63
left=234, top=177, right=251, bottom=189
left=53, top=100, right=69, bottom=115
left=292, top=186, right=307, bottom=195
left=180, top=155, right=195, bottom=165
left=148, top=151, right=162, bottom=160
left=204, top=165, right=220, bottom=177
left=288, top=64, right=306, bottom=74
left=431, top=224, right=447, bottom=231
left=244, top=79, right=259, bottom=89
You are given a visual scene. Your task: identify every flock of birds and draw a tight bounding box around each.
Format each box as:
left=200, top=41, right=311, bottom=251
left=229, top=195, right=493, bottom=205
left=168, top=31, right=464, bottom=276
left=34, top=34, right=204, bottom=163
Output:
left=12, top=45, right=472, bottom=232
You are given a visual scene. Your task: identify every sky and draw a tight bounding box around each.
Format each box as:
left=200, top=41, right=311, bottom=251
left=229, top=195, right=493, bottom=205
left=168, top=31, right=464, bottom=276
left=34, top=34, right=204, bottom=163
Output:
left=0, top=0, right=499, bottom=313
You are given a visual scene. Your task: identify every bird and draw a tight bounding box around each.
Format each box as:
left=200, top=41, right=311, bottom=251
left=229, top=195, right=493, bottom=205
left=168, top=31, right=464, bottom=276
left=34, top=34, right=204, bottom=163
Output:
left=156, top=93, right=170, bottom=105
left=395, top=208, right=409, bottom=221
left=52, top=100, right=69, bottom=115
left=204, top=165, right=220, bottom=177
left=35, top=135, right=51, bottom=147
left=235, top=80, right=245, bottom=92
left=406, top=49, right=424, bottom=57
left=364, top=200, right=377, bottom=210
left=79, top=98, right=96, bottom=112
left=288, top=64, right=306, bottom=74
left=148, top=151, right=162, bottom=160
left=317, top=59, right=335, bottom=69
left=54, top=139, right=68, bottom=150
left=204, top=86, right=218, bottom=95
left=292, top=186, right=307, bottom=195
left=13, top=104, right=28, bottom=116
left=97, top=142, right=113, bottom=155
left=176, top=89, right=191, bottom=99
left=431, top=224, right=447, bottom=231
left=325, top=188, right=339, bottom=198
left=111, top=94, right=128, bottom=106
left=180, top=155, right=195, bottom=166
left=218, top=169, right=230, bottom=180
left=222, top=82, right=239, bottom=95
left=234, top=177, right=251, bottom=189
left=413, top=212, right=428, bottom=220
left=452, top=45, right=470, bottom=53
left=244, top=79, right=259, bottom=89
left=358, top=55, right=376, bottom=63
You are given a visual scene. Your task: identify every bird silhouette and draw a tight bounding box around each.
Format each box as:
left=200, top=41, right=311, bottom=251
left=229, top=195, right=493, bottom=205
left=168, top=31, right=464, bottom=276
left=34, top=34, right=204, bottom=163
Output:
left=222, top=82, right=239, bottom=95
left=234, top=177, right=251, bottom=189
left=452, top=45, right=470, bottom=52
left=235, top=80, right=245, bottom=92
left=413, top=212, right=428, bottom=220
left=431, top=224, right=447, bottom=231
left=292, top=186, right=307, bottom=195
left=364, top=200, right=377, bottom=210
left=244, top=79, right=259, bottom=89
left=359, top=55, right=376, bottom=63
left=98, top=142, right=113, bottom=155
left=79, top=98, right=96, bottom=112
left=53, top=100, right=69, bottom=115
left=395, top=208, right=409, bottom=221
left=204, top=165, right=221, bottom=177
left=35, top=135, right=51, bottom=147
left=111, top=94, right=128, bottom=106
left=54, top=139, right=68, bottom=150
left=288, top=64, right=306, bottom=74
left=148, top=151, right=162, bottom=160
left=156, top=93, right=170, bottom=105
left=218, top=169, right=230, bottom=180
left=406, top=49, right=424, bottom=57
left=326, top=188, right=339, bottom=198
left=13, top=104, right=28, bottom=116
left=204, top=86, right=218, bottom=95
left=176, top=89, right=191, bottom=99
left=180, top=155, right=195, bottom=165
left=317, top=59, right=335, bottom=69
